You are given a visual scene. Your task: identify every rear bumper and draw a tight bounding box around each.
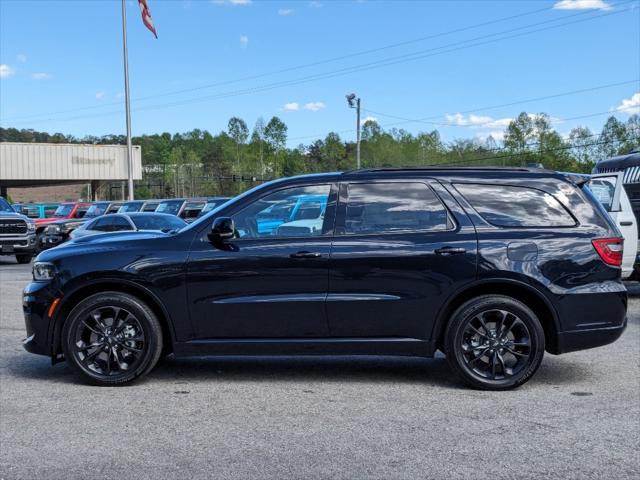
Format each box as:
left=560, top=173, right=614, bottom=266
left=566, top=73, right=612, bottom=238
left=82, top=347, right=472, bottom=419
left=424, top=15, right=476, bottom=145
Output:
left=556, top=318, right=627, bottom=354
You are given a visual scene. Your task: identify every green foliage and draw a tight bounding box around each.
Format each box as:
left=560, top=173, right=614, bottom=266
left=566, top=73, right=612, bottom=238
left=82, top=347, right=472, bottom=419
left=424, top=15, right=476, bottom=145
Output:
left=1, top=113, right=637, bottom=197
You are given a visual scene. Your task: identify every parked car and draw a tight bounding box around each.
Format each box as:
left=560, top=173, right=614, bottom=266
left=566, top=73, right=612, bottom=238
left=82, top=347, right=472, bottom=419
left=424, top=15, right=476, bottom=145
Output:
left=105, top=202, right=124, bottom=214
left=196, top=197, right=231, bottom=218
left=24, top=168, right=627, bottom=389
left=141, top=200, right=161, bottom=212
left=40, top=201, right=111, bottom=250
left=588, top=171, right=638, bottom=278
left=0, top=196, right=36, bottom=264
left=13, top=203, right=60, bottom=220
left=33, top=202, right=92, bottom=250
left=70, top=212, right=187, bottom=239
left=117, top=200, right=146, bottom=213
left=155, top=198, right=187, bottom=217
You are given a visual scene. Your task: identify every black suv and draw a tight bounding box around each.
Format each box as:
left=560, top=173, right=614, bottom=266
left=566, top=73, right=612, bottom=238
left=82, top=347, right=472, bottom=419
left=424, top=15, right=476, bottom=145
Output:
left=23, top=168, right=627, bottom=389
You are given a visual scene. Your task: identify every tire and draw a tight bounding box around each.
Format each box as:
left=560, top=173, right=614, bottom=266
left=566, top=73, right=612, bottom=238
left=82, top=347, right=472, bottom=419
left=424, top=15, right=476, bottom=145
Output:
left=15, top=254, right=33, bottom=264
left=444, top=295, right=545, bottom=390
left=62, top=292, right=163, bottom=386
left=35, top=232, right=44, bottom=253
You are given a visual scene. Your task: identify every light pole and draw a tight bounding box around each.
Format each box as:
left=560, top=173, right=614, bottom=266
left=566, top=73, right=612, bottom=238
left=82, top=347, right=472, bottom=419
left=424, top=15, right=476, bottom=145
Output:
left=346, top=93, right=361, bottom=169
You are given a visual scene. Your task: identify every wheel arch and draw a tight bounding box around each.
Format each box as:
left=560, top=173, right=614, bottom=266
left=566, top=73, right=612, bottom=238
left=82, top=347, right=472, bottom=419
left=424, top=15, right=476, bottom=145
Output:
left=50, top=278, right=176, bottom=358
left=432, top=278, right=561, bottom=354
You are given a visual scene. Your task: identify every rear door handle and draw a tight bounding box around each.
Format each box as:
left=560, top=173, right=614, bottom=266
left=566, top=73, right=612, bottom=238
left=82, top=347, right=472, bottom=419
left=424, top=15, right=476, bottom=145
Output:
left=435, top=246, right=466, bottom=256
left=620, top=221, right=633, bottom=226
left=290, top=251, right=322, bottom=259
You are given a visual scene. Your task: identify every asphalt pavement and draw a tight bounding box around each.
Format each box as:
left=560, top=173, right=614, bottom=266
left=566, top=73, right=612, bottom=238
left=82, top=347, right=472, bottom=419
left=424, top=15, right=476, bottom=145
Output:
left=1, top=256, right=639, bottom=479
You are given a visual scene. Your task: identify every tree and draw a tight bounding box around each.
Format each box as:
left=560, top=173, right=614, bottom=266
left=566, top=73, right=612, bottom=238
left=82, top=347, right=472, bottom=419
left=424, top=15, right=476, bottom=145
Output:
left=264, top=116, right=288, bottom=177
left=227, top=117, right=249, bottom=175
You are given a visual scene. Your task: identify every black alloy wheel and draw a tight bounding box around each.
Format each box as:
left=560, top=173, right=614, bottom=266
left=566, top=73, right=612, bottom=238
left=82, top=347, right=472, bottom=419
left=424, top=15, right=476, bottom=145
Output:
left=62, top=292, right=163, bottom=385
left=445, top=295, right=545, bottom=390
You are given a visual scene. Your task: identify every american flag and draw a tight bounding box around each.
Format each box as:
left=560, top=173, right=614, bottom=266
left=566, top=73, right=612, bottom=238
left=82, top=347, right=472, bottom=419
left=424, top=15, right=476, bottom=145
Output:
left=138, top=0, right=157, bottom=38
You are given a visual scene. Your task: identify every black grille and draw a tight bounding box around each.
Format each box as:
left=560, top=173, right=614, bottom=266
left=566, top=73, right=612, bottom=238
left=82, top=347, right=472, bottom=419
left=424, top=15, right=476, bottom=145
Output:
left=0, top=219, right=28, bottom=234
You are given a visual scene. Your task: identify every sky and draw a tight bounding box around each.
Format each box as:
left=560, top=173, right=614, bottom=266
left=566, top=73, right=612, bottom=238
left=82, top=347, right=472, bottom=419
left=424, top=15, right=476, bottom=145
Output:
left=0, top=0, right=639, bottom=146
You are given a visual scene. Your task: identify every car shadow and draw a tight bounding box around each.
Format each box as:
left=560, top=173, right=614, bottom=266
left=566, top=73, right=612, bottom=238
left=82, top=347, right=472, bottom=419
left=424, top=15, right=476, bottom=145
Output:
left=5, top=349, right=594, bottom=389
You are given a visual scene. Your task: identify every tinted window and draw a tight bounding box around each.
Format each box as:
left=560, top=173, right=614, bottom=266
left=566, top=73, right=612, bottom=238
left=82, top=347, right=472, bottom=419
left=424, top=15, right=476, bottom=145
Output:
left=43, top=205, right=58, bottom=217
left=0, top=198, right=12, bottom=212
left=53, top=205, right=73, bottom=217
left=74, top=207, right=88, bottom=219
left=343, top=182, right=450, bottom=234
left=455, top=183, right=575, bottom=227
left=587, top=177, right=618, bottom=212
left=91, top=216, right=132, bottom=232
left=142, top=202, right=159, bottom=212
left=156, top=200, right=183, bottom=215
left=232, top=185, right=331, bottom=239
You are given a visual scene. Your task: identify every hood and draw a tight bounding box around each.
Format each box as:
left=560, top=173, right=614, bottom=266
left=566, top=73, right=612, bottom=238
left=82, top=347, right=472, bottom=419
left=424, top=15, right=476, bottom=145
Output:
left=69, top=229, right=170, bottom=245
left=45, top=218, right=88, bottom=227
left=0, top=210, right=31, bottom=221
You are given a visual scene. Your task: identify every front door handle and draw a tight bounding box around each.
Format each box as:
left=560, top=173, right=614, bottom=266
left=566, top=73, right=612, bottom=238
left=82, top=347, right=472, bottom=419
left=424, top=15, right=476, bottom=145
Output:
left=435, top=246, right=466, bottom=256
left=290, top=251, right=322, bottom=259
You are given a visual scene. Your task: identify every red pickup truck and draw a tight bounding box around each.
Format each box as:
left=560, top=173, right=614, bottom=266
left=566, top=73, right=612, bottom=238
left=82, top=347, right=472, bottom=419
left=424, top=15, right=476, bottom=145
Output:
left=34, top=202, right=91, bottom=244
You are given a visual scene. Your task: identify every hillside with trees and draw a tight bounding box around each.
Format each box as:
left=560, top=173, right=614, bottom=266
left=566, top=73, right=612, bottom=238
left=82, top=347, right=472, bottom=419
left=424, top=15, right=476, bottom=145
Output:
left=1, top=113, right=638, bottom=199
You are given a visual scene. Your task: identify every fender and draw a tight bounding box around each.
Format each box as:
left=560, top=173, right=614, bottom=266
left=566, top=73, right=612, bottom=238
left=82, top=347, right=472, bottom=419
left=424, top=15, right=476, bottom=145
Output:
left=430, top=276, right=561, bottom=343
left=48, top=275, right=178, bottom=357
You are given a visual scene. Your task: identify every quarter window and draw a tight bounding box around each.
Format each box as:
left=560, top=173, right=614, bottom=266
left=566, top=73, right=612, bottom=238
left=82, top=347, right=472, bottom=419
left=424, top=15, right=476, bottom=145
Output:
left=343, top=182, right=451, bottom=235
left=455, top=183, right=575, bottom=227
left=232, top=185, right=331, bottom=239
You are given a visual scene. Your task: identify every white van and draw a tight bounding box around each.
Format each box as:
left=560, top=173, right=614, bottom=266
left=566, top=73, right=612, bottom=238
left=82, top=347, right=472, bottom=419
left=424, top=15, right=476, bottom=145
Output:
left=589, top=172, right=638, bottom=278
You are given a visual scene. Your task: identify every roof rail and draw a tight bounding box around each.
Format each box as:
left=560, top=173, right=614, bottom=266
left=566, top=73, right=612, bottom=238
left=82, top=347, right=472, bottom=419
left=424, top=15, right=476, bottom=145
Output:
left=346, top=166, right=538, bottom=174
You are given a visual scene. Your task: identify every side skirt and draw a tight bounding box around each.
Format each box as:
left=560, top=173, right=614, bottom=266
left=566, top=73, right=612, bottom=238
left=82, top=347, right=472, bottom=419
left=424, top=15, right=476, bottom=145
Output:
left=173, top=337, right=436, bottom=358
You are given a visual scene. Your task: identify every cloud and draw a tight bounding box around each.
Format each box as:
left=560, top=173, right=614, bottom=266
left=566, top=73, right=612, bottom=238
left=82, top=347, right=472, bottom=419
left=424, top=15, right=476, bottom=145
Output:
left=211, top=0, right=252, bottom=5
left=552, top=0, right=611, bottom=10
left=304, top=102, right=326, bottom=112
left=0, top=64, right=15, bottom=78
left=278, top=8, right=294, bottom=15
left=282, top=102, right=300, bottom=112
left=95, top=91, right=105, bottom=99
left=17, top=54, right=27, bottom=63
left=239, top=35, right=249, bottom=48
left=615, top=92, right=640, bottom=114
left=445, top=113, right=512, bottom=129
left=116, top=92, right=124, bottom=99
left=475, top=130, right=506, bottom=142
left=31, top=72, right=51, bottom=80
left=308, top=1, right=323, bottom=8
left=361, top=115, right=378, bottom=124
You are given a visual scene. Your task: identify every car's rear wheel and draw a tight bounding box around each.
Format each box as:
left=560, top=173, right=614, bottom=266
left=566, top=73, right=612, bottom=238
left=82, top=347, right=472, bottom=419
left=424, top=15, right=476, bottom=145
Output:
left=445, top=295, right=545, bottom=390
left=62, top=292, right=163, bottom=386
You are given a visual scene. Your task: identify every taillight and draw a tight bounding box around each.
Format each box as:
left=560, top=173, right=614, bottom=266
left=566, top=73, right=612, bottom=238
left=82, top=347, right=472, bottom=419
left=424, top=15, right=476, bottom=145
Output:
left=592, top=237, right=624, bottom=267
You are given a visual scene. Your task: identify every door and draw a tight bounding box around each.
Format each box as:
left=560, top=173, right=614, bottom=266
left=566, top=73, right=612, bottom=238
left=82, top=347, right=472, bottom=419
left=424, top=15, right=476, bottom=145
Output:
left=589, top=172, right=638, bottom=277
left=327, top=179, right=477, bottom=340
left=187, top=183, right=337, bottom=339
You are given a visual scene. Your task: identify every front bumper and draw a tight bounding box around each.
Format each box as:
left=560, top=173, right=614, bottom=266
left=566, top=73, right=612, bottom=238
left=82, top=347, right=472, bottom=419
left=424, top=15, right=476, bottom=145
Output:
left=22, top=280, right=58, bottom=357
left=0, top=233, right=36, bottom=255
left=40, top=234, right=67, bottom=250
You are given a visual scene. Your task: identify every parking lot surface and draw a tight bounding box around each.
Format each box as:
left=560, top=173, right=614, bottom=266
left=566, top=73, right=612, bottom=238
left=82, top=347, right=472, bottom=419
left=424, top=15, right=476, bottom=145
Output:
left=1, top=257, right=639, bottom=480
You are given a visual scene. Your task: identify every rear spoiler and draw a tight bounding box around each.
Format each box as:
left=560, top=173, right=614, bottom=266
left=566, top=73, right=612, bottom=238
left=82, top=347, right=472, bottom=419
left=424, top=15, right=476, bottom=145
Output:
left=560, top=172, right=590, bottom=187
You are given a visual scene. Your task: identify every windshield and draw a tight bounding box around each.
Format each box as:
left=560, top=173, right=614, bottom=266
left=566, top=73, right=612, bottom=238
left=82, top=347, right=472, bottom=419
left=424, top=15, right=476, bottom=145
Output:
left=198, top=200, right=229, bottom=217
left=131, top=215, right=187, bottom=231
left=53, top=204, right=73, bottom=217
left=119, top=202, right=143, bottom=213
left=85, top=203, right=109, bottom=217
left=0, top=197, right=15, bottom=212
left=156, top=200, right=183, bottom=215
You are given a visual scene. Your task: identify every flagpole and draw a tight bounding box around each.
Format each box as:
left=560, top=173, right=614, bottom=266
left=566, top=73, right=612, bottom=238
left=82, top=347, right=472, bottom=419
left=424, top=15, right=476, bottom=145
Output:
left=121, top=0, right=135, bottom=201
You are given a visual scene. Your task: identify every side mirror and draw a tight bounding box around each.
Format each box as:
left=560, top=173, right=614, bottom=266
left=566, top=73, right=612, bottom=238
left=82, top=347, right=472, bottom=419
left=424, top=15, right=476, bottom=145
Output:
left=208, top=217, right=235, bottom=244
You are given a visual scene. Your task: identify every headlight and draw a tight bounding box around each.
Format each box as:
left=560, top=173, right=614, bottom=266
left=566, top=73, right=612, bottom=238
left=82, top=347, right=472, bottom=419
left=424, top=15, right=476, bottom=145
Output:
left=62, top=223, right=77, bottom=233
left=32, top=262, right=57, bottom=281
left=27, top=221, right=35, bottom=232
left=46, top=225, right=61, bottom=234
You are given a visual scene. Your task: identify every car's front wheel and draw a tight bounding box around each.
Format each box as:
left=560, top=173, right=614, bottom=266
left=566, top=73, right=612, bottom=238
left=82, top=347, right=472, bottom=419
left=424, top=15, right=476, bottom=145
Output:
left=445, top=295, right=545, bottom=390
left=62, top=292, right=163, bottom=386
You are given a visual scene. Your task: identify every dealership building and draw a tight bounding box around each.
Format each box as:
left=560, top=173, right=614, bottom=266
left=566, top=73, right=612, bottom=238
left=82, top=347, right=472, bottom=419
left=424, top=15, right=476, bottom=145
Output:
left=0, top=142, right=142, bottom=201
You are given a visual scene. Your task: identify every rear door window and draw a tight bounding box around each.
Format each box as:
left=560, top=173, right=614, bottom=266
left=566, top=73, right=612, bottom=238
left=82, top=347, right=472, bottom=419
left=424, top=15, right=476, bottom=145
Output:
left=455, top=183, right=575, bottom=227
left=341, top=182, right=451, bottom=235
